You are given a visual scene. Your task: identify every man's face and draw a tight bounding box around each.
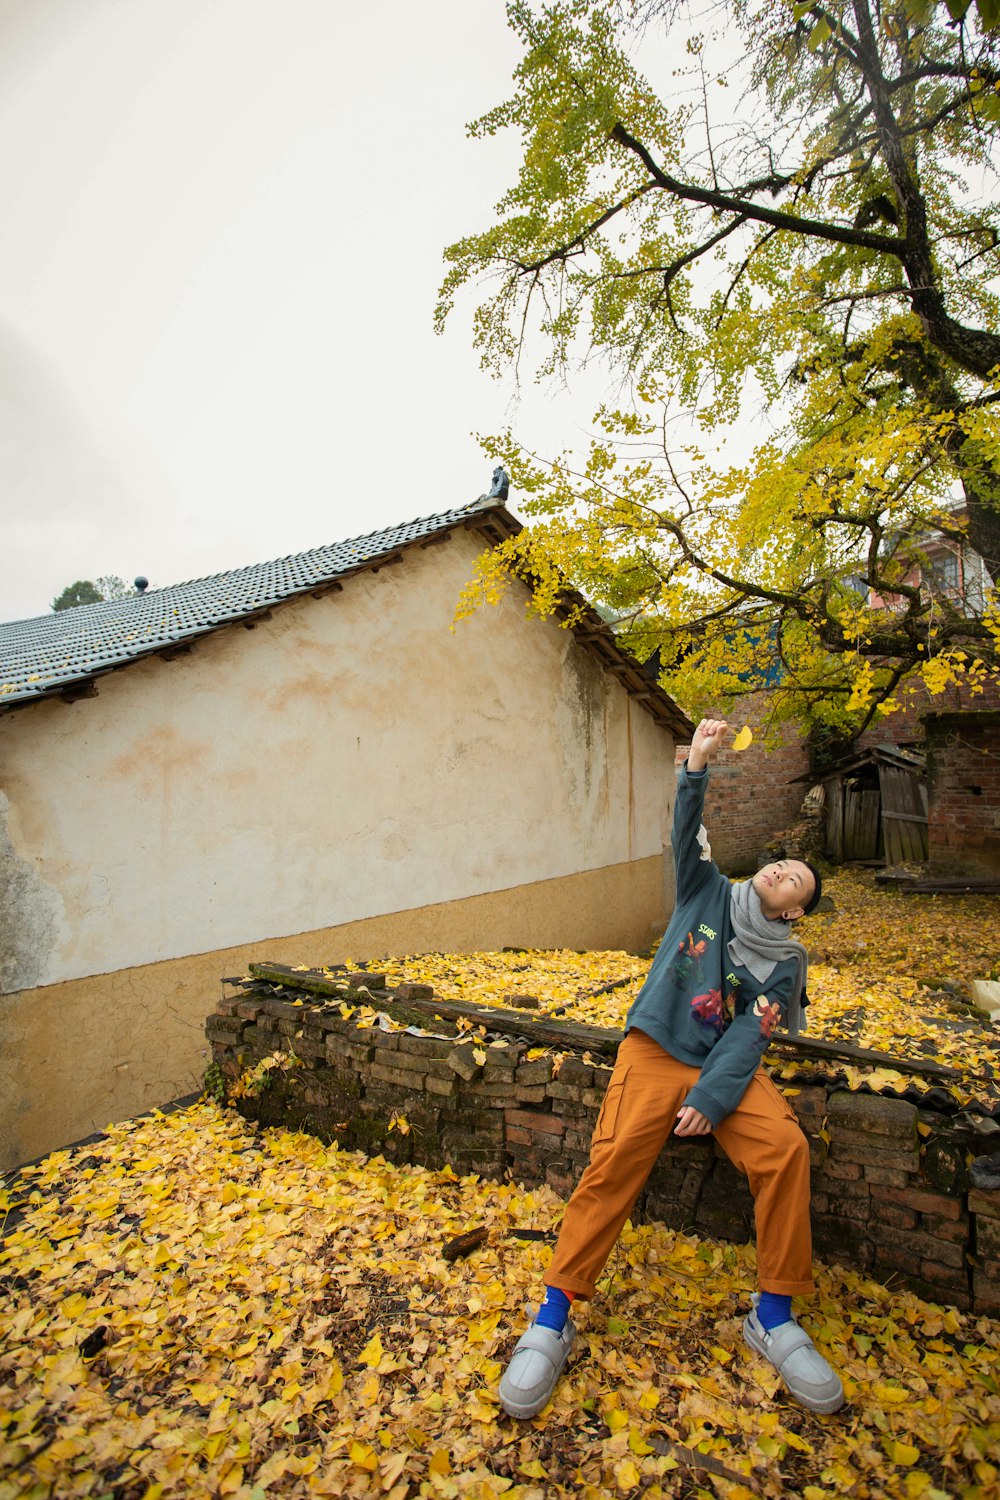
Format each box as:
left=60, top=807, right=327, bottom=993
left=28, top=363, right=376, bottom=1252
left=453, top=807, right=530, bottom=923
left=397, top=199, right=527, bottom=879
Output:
left=751, top=859, right=815, bottom=921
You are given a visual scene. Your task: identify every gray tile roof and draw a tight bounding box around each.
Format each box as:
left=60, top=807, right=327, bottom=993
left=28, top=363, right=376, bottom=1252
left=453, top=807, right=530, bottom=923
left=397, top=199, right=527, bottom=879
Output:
left=0, top=500, right=495, bottom=709
left=0, top=497, right=692, bottom=738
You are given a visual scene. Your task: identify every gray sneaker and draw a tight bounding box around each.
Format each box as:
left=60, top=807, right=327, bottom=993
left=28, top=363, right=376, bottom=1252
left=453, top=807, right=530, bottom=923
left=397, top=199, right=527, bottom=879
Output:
left=743, top=1298, right=845, bottom=1414
left=498, top=1318, right=577, bottom=1419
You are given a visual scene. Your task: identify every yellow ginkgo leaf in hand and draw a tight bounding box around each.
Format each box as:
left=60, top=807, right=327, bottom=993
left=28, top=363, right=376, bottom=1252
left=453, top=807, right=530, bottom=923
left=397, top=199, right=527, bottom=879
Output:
left=731, top=725, right=753, bottom=752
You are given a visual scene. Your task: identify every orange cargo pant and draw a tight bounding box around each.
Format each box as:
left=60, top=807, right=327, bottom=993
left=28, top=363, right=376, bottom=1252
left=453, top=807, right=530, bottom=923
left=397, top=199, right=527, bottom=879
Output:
left=546, top=1028, right=815, bottom=1298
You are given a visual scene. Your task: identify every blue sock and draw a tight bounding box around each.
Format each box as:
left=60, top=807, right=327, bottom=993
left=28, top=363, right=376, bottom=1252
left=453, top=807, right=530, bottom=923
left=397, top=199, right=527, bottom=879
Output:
left=756, top=1292, right=793, bottom=1331
left=535, top=1286, right=573, bottom=1333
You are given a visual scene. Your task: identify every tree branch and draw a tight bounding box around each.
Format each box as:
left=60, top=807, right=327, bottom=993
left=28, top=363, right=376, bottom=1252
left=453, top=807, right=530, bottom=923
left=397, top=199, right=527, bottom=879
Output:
left=610, top=121, right=904, bottom=255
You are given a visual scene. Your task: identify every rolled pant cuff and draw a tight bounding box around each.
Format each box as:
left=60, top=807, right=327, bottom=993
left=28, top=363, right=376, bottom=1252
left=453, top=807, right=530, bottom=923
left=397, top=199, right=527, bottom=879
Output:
left=544, top=1275, right=595, bottom=1300
left=758, top=1277, right=816, bottom=1296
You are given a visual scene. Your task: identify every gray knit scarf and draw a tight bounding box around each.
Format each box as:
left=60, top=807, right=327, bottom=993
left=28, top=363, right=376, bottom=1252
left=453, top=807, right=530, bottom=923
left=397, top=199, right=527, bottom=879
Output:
left=728, top=880, right=809, bottom=1036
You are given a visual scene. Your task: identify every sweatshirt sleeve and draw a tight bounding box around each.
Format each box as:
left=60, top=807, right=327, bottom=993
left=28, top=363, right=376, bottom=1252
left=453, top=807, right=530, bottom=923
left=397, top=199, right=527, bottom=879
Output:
left=673, top=764, right=715, bottom=902
left=681, top=962, right=797, bottom=1126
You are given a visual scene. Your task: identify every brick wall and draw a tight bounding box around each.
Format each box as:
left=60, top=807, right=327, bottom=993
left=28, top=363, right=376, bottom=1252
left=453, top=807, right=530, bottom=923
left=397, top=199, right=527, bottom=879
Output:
left=207, top=989, right=1000, bottom=1314
left=677, top=678, right=1000, bottom=872
left=925, top=711, right=1000, bottom=876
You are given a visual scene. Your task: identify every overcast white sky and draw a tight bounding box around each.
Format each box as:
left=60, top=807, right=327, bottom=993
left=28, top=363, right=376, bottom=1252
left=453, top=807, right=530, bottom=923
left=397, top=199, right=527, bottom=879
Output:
left=1, top=0, right=641, bottom=622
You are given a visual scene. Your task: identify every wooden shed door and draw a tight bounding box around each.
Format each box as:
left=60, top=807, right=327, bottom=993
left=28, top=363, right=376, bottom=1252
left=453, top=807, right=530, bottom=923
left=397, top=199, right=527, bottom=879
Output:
left=878, top=763, right=929, bottom=863
left=843, top=778, right=882, bottom=859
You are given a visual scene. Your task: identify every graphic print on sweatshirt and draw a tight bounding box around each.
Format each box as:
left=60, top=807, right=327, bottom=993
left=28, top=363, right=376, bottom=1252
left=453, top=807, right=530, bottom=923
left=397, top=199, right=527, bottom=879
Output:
left=671, top=930, right=737, bottom=1038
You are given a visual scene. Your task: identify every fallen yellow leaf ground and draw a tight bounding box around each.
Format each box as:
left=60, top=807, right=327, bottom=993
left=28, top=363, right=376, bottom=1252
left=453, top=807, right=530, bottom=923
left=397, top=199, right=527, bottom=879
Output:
left=2, top=1098, right=999, bottom=1500
left=4, top=871, right=999, bottom=1498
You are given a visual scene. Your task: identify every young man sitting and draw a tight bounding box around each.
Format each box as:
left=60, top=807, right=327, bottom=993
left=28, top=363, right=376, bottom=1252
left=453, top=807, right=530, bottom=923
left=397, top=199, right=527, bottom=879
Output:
left=499, top=717, right=844, bottom=1419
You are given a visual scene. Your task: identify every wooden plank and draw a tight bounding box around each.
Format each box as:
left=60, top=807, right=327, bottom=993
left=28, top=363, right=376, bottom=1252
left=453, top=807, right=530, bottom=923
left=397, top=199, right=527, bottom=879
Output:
left=844, top=785, right=879, bottom=860
left=242, top=964, right=977, bottom=1080
left=827, top=777, right=844, bottom=862
left=878, top=763, right=928, bottom=863
left=900, top=879, right=1000, bottom=895
left=396, top=996, right=621, bottom=1056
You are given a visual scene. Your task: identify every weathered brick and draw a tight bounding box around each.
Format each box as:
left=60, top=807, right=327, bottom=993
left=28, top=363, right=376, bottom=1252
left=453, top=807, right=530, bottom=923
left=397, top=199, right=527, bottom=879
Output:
left=371, top=1048, right=429, bottom=1074
left=397, top=1034, right=453, bottom=1060
left=555, top=1058, right=594, bottom=1089
left=506, top=1126, right=534, bottom=1147
left=393, top=982, right=434, bottom=1000
left=216, top=997, right=239, bottom=1017
left=827, top=1092, right=917, bottom=1140
left=424, top=1075, right=457, bottom=1098
left=862, top=1165, right=913, bottom=1189
left=920, top=1256, right=968, bottom=1289
left=920, top=1212, right=968, bottom=1244
left=261, top=999, right=300, bottom=1021
left=811, top=1191, right=869, bottom=1222
left=976, top=1216, right=1000, bottom=1258
left=894, top=1231, right=966, bottom=1269
left=873, top=1203, right=918, bottom=1231
left=447, top=1045, right=482, bottom=1081
left=369, top=1063, right=425, bottom=1090
left=872, top=1242, right=924, bottom=1278
left=346, top=971, right=386, bottom=989
left=291, top=1038, right=327, bottom=1061
left=822, top=1160, right=862, bottom=1182
left=516, top=1059, right=553, bottom=1086
left=329, top=1014, right=366, bottom=1036
left=504, top=1108, right=565, bottom=1138
left=972, top=1270, right=1000, bottom=1313
left=483, top=1053, right=520, bottom=1081
left=883, top=1186, right=962, bottom=1220
left=547, top=1081, right=589, bottom=1104
left=813, top=1218, right=874, bottom=1271
left=830, top=1134, right=920, bottom=1172
left=516, top=1085, right=548, bottom=1106
left=969, top=1189, right=1000, bottom=1220
left=205, top=1016, right=246, bottom=1041
left=368, top=1029, right=400, bottom=1052
left=786, top=1087, right=827, bottom=1120
left=235, top=1000, right=263, bottom=1020
left=546, top=1165, right=576, bottom=1196
left=462, top=1083, right=516, bottom=1105
left=333, top=1039, right=374, bottom=1065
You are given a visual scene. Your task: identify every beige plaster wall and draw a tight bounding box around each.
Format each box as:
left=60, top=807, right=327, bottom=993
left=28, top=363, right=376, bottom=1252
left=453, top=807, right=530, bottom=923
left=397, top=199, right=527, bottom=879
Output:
left=1, top=529, right=679, bottom=1164
left=1, top=532, right=674, bottom=991
left=1, top=853, right=664, bottom=1170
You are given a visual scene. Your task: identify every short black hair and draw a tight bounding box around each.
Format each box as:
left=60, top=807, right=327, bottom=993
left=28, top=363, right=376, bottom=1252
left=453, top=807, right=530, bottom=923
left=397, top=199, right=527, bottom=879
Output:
left=801, top=860, right=823, bottom=916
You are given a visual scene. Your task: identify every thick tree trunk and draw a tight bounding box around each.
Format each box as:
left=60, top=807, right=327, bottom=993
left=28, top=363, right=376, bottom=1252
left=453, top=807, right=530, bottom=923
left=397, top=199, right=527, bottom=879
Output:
left=956, top=441, right=1000, bottom=587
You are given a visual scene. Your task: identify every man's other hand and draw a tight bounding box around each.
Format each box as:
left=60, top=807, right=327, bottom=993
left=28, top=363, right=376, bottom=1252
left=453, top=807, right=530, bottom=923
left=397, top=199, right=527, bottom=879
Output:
left=674, top=1105, right=713, bottom=1137
left=687, top=718, right=729, bottom=773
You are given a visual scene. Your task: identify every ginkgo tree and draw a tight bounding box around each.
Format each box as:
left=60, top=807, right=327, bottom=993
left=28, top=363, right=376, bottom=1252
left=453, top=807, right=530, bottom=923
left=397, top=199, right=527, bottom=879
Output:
left=439, top=0, right=1000, bottom=732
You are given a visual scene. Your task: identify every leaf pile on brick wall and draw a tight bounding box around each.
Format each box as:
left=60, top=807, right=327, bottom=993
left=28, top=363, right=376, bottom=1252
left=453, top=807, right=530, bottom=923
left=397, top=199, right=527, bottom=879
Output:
left=340, top=871, right=1000, bottom=1108
left=3, top=1102, right=1000, bottom=1499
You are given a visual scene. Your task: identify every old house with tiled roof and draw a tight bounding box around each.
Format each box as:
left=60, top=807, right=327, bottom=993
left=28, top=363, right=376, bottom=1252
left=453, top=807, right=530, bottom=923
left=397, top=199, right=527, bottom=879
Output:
left=0, top=497, right=691, bottom=1168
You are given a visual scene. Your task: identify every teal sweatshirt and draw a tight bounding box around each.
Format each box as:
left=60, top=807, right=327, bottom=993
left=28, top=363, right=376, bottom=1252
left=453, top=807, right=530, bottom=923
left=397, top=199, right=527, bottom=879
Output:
left=624, top=764, right=798, bottom=1126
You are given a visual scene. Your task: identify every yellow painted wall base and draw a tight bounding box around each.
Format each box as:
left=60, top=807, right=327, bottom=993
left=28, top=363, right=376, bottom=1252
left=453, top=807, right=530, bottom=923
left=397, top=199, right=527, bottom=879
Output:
left=0, top=854, right=666, bottom=1170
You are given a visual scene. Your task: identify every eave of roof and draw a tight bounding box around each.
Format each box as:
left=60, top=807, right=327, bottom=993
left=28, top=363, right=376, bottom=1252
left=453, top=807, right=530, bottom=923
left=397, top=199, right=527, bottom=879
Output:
left=0, top=499, right=693, bottom=739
